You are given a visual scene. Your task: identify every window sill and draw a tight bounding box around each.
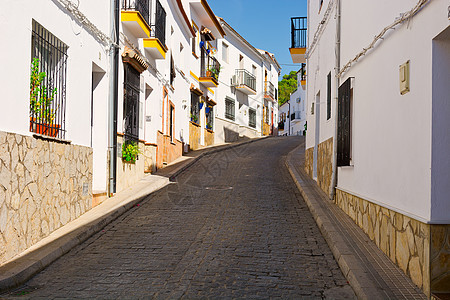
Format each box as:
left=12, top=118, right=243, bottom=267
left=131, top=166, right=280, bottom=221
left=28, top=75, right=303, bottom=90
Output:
left=32, top=133, right=71, bottom=144
left=190, top=121, right=201, bottom=127
left=192, top=52, right=199, bottom=59
left=205, top=128, right=214, bottom=133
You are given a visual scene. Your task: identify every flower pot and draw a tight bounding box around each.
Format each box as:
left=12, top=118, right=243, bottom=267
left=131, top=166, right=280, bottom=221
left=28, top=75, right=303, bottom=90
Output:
left=206, top=70, right=212, bottom=77
left=30, top=118, right=60, bottom=138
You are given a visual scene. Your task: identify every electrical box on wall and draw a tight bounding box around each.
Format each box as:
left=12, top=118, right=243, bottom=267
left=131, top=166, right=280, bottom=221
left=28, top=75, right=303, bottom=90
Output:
left=399, top=60, right=410, bottom=95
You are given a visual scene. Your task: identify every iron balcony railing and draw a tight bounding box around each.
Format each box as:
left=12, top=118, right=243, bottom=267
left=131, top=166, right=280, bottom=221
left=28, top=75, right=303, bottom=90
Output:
left=234, top=69, right=256, bottom=91
left=264, top=81, right=274, bottom=99
left=150, top=0, right=166, bottom=46
left=201, top=47, right=221, bottom=81
left=122, top=0, right=150, bottom=26
left=291, top=17, right=307, bottom=48
left=300, top=63, right=307, bottom=81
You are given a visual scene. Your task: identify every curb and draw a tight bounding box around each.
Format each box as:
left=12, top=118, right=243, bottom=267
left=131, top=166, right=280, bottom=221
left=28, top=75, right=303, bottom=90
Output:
left=284, top=144, right=382, bottom=300
left=0, top=136, right=271, bottom=294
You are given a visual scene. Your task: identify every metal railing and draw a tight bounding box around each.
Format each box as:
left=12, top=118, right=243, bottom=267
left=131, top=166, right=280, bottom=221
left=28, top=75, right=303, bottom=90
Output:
left=300, top=63, right=307, bottom=81
left=234, top=69, right=256, bottom=91
left=201, top=47, right=221, bottom=81
left=30, top=20, right=68, bottom=139
left=150, top=0, right=166, bottom=46
left=291, top=17, right=307, bottom=48
left=264, top=81, right=274, bottom=99
left=122, top=0, right=150, bottom=26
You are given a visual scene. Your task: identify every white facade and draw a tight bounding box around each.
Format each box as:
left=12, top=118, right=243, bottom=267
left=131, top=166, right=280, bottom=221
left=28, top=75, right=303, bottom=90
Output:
left=214, top=18, right=281, bottom=142
left=306, top=0, right=450, bottom=223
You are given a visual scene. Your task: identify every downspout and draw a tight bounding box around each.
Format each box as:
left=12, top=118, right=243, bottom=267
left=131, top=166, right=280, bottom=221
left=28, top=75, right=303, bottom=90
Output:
left=330, top=0, right=341, bottom=200
left=108, top=0, right=119, bottom=195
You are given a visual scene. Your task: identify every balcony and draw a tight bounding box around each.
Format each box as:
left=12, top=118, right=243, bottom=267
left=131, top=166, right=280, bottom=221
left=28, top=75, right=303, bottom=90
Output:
left=143, top=0, right=167, bottom=59
left=290, top=17, right=307, bottom=63
left=264, top=81, right=275, bottom=101
left=121, top=0, right=151, bottom=38
left=199, top=47, right=220, bottom=88
left=300, top=63, right=306, bottom=90
left=232, top=69, right=256, bottom=95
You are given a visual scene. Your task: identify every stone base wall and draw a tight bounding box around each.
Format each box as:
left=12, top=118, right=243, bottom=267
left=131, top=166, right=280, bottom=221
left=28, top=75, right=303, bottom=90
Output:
left=305, top=147, right=314, bottom=177
left=205, top=129, right=214, bottom=147
left=317, top=137, right=333, bottom=195
left=335, top=189, right=450, bottom=296
left=0, top=131, right=92, bottom=265
left=189, top=122, right=201, bottom=150
left=156, top=132, right=183, bottom=170
left=116, top=135, right=145, bottom=193
left=144, top=144, right=157, bottom=173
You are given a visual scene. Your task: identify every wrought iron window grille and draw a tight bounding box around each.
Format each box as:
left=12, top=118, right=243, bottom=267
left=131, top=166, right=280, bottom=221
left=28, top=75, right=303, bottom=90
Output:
left=30, top=20, right=68, bottom=140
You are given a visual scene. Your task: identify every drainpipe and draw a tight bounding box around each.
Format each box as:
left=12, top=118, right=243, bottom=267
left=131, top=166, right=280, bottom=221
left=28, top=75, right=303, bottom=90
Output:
left=329, top=0, right=341, bottom=200
left=108, top=0, right=119, bottom=195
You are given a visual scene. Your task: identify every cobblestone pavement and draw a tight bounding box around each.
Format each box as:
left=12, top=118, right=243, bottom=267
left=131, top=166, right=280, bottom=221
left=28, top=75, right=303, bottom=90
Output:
left=2, top=137, right=355, bottom=299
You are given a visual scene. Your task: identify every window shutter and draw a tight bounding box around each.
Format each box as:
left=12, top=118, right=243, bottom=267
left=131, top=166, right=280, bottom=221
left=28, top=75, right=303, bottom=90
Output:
left=337, top=78, right=351, bottom=166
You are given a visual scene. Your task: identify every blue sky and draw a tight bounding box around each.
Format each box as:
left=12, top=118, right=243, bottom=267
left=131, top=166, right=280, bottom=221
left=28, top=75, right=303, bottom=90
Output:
left=208, top=0, right=308, bottom=80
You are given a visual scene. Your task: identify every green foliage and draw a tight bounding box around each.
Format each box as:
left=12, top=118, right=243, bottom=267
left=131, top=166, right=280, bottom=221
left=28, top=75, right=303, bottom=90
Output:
left=190, top=113, right=198, bottom=123
left=30, top=58, right=58, bottom=123
left=122, top=141, right=140, bottom=163
left=278, top=71, right=298, bottom=106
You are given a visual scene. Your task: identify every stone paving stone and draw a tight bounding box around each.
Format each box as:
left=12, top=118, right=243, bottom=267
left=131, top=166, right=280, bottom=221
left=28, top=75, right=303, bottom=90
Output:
left=2, top=137, right=355, bottom=299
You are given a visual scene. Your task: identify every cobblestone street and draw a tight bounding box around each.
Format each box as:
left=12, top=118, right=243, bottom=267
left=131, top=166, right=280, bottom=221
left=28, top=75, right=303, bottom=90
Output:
left=3, top=137, right=355, bottom=299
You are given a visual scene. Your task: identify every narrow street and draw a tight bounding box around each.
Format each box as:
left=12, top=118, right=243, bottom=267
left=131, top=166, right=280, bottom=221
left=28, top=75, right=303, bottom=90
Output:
left=4, top=137, right=355, bottom=299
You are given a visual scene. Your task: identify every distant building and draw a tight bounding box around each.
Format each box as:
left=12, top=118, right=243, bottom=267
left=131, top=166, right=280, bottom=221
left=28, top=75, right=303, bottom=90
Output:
left=278, top=65, right=307, bottom=136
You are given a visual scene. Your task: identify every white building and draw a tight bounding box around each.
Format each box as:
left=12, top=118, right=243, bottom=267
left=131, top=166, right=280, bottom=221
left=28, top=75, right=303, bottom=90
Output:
left=278, top=67, right=307, bottom=136
left=214, top=18, right=281, bottom=142
left=0, top=0, right=110, bottom=265
left=296, top=0, right=450, bottom=296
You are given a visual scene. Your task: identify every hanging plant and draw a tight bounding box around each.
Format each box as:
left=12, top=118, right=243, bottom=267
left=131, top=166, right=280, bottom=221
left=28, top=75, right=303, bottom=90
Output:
left=122, top=141, right=140, bottom=163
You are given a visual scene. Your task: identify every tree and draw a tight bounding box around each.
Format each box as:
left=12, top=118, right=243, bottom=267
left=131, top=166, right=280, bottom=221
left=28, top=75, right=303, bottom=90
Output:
left=278, top=71, right=297, bottom=106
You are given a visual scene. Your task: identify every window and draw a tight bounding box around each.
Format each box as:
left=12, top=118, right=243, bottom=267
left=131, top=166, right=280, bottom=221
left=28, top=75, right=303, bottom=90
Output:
left=190, top=92, right=200, bottom=124
left=337, top=78, right=352, bottom=166
left=249, top=108, right=256, bottom=128
left=206, top=105, right=214, bottom=130
left=123, top=63, right=140, bottom=141
left=327, top=72, right=331, bottom=120
left=252, top=65, right=257, bottom=77
left=30, top=20, right=68, bottom=139
left=170, top=54, right=176, bottom=86
left=275, top=88, right=278, bottom=101
left=239, top=55, right=244, bottom=69
left=319, top=0, right=324, bottom=12
left=191, top=21, right=199, bottom=57
left=222, top=42, right=228, bottom=63
left=225, top=97, right=235, bottom=121
left=169, top=103, right=174, bottom=140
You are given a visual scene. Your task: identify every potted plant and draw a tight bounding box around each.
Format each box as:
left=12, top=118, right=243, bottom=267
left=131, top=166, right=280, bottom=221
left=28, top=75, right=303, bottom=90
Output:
left=206, top=123, right=212, bottom=130
left=122, top=140, right=140, bottom=163
left=209, top=65, right=222, bottom=79
left=190, top=113, right=198, bottom=123
left=30, top=58, right=60, bottom=137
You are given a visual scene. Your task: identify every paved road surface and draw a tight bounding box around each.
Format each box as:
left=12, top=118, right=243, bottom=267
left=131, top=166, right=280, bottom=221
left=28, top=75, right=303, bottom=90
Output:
left=3, top=137, right=355, bottom=299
